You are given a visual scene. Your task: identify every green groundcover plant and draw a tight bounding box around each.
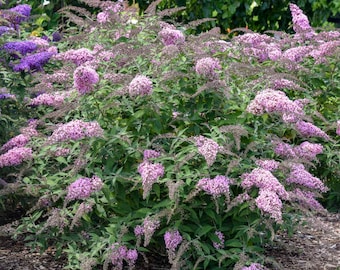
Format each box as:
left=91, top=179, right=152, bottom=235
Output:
left=0, top=1, right=339, bottom=269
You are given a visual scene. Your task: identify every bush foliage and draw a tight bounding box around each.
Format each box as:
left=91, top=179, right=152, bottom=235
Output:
left=0, top=1, right=339, bottom=269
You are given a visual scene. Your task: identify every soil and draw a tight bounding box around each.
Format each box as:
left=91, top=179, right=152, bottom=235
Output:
left=0, top=210, right=339, bottom=270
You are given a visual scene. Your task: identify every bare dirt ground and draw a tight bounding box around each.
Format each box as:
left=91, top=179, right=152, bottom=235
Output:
left=0, top=211, right=339, bottom=270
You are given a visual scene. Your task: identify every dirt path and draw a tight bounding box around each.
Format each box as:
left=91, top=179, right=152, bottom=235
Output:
left=0, top=212, right=339, bottom=269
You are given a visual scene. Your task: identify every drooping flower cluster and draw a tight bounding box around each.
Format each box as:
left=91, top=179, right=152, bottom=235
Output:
left=0, top=26, right=11, bottom=36
left=47, top=120, right=104, bottom=144
left=142, top=217, right=160, bottom=247
left=194, top=135, right=219, bottom=167
left=286, top=164, right=328, bottom=192
left=246, top=89, right=304, bottom=121
left=273, top=141, right=323, bottom=161
left=66, top=175, right=103, bottom=201
left=241, top=168, right=289, bottom=200
left=128, top=75, right=153, bottom=97
left=195, top=57, right=222, bottom=79
left=0, top=147, right=33, bottom=167
left=13, top=51, right=55, bottom=72
left=73, top=65, right=99, bottom=94
left=20, top=119, right=39, bottom=137
left=138, top=160, right=164, bottom=199
left=289, top=188, right=325, bottom=211
left=295, top=120, right=330, bottom=140
left=164, top=230, right=183, bottom=251
left=158, top=24, right=185, bottom=46
left=255, top=189, right=283, bottom=222
left=0, top=134, right=30, bottom=153
left=255, top=159, right=280, bottom=171
left=197, top=175, right=230, bottom=197
left=2, top=41, right=37, bottom=56
left=54, top=48, right=94, bottom=66
left=53, top=147, right=71, bottom=157
left=309, top=40, right=340, bottom=64
left=110, top=243, right=138, bottom=270
left=142, top=149, right=161, bottom=161
left=4, top=4, right=31, bottom=29
left=241, top=263, right=266, bottom=270
left=293, top=141, right=323, bottom=161
left=271, top=78, right=302, bottom=91
left=29, top=91, right=74, bottom=107
left=289, top=3, right=314, bottom=38
left=212, top=230, right=225, bottom=249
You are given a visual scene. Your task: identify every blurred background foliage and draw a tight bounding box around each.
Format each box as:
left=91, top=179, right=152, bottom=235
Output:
left=1, top=0, right=339, bottom=35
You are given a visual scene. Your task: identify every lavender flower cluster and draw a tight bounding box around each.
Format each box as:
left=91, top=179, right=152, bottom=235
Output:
left=164, top=230, right=183, bottom=251
left=0, top=134, right=30, bottom=153
left=212, top=230, right=225, bottom=249
left=29, top=91, right=74, bottom=107
left=158, top=23, right=185, bottom=46
left=134, top=217, right=160, bottom=247
left=195, top=57, right=222, bottom=79
left=54, top=48, right=94, bottom=66
left=73, top=65, right=99, bottom=94
left=274, top=141, right=323, bottom=161
left=110, top=243, right=138, bottom=270
left=197, top=175, right=230, bottom=197
left=47, top=120, right=104, bottom=144
left=66, top=175, right=103, bottom=201
left=286, top=164, right=328, bottom=192
left=0, top=146, right=32, bottom=167
left=128, top=75, right=153, bottom=97
left=138, top=159, right=164, bottom=199
left=194, top=135, right=219, bottom=167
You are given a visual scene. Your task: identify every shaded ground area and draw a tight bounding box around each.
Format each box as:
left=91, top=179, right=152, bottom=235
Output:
left=0, top=211, right=339, bottom=269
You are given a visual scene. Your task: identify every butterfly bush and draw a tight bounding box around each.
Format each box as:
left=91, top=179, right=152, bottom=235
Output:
left=195, top=57, right=222, bottom=79
left=0, top=134, right=30, bottom=153
left=2, top=41, right=37, bottom=56
left=47, top=120, right=104, bottom=144
left=212, top=230, right=225, bottom=249
left=3, top=2, right=339, bottom=269
left=73, top=65, right=99, bottom=94
left=194, top=135, right=219, bottom=167
left=158, top=24, right=185, bottom=46
left=0, top=147, right=32, bottom=167
left=295, top=120, right=330, bottom=140
left=289, top=3, right=315, bottom=38
left=286, top=164, right=328, bottom=192
left=128, top=75, right=153, bottom=97
left=197, top=175, right=230, bottom=197
left=66, top=175, right=103, bottom=201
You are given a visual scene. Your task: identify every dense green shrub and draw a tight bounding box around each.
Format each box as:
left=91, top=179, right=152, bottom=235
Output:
left=0, top=1, right=339, bottom=269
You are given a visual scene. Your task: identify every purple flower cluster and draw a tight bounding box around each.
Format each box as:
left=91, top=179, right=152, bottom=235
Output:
left=29, top=91, right=73, bottom=107
left=4, top=4, right=31, bottom=29
left=13, top=51, right=55, bottom=72
left=241, top=263, right=266, bottom=270
left=164, top=230, right=183, bottom=251
left=197, top=175, right=230, bottom=197
left=271, top=79, right=302, bottom=91
left=142, top=217, right=160, bottom=247
left=246, top=89, right=304, bottom=121
left=47, top=120, right=104, bottom=144
left=289, top=188, right=325, bottom=211
left=282, top=45, right=313, bottom=63
left=195, top=57, right=222, bottom=79
left=309, top=40, right=340, bottom=64
left=0, top=147, right=32, bottom=168
left=212, top=231, right=225, bottom=249
left=241, top=168, right=289, bottom=200
left=158, top=25, right=185, bottom=46
left=2, top=41, right=37, bottom=56
left=293, top=141, right=323, bottom=161
left=138, top=161, right=164, bottom=199
left=143, top=149, right=161, bottom=161
left=53, top=147, right=70, bottom=157
left=255, top=189, right=283, bottom=222
left=54, top=48, right=94, bottom=66
left=289, top=3, right=314, bottom=37
left=0, top=134, right=30, bottom=153
left=295, top=120, right=330, bottom=140
left=66, top=175, right=103, bottom=201
left=286, top=164, right=328, bottom=192
left=128, top=75, right=153, bottom=97
left=0, top=26, right=11, bottom=36
left=20, top=119, right=39, bottom=137
left=73, top=65, right=99, bottom=94
left=255, top=159, right=280, bottom=171
left=194, top=135, right=219, bottom=167
left=111, top=243, right=138, bottom=270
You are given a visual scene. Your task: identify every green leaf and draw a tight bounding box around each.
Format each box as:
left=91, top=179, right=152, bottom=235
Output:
left=196, top=225, right=214, bottom=237
left=225, top=239, right=243, bottom=248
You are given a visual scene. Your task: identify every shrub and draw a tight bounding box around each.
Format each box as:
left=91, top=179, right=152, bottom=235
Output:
left=0, top=1, right=339, bottom=269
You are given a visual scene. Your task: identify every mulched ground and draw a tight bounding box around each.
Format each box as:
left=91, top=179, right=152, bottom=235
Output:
left=0, top=210, right=339, bottom=270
